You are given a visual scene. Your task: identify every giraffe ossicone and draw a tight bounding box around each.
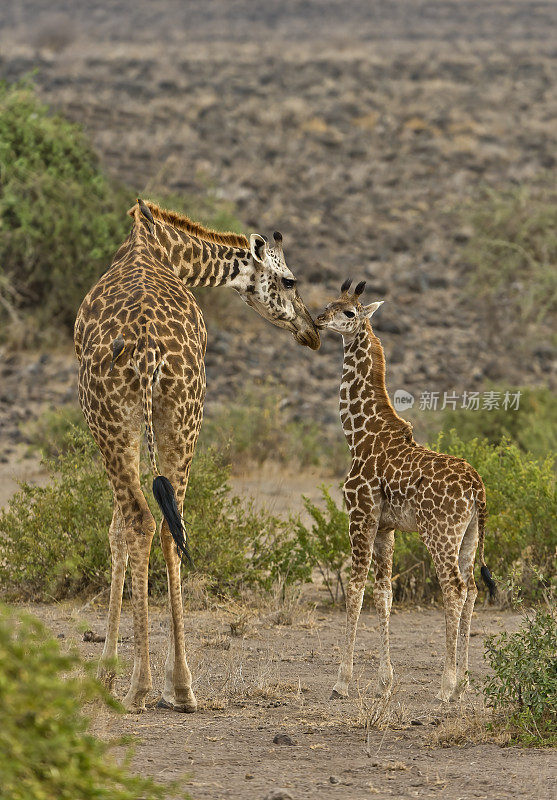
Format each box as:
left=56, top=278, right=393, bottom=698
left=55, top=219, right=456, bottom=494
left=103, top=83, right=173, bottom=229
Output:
left=316, top=282, right=496, bottom=704
left=74, top=200, right=320, bottom=712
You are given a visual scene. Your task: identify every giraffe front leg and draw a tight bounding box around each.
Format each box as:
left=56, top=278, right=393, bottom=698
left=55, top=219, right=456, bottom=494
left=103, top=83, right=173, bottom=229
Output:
left=373, top=528, right=395, bottom=696
left=331, top=501, right=378, bottom=700
left=98, top=503, right=128, bottom=692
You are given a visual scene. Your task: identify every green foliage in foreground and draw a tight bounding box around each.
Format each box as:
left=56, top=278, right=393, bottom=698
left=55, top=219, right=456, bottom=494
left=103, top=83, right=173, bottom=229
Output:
left=0, top=427, right=288, bottom=600
left=460, top=180, right=557, bottom=325
left=483, top=601, right=556, bottom=746
left=284, top=431, right=556, bottom=603
left=0, top=605, right=179, bottom=799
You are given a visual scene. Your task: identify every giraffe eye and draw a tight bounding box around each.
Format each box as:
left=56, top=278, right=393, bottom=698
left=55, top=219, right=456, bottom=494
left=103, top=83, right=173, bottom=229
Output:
left=282, top=278, right=296, bottom=290
left=343, top=310, right=355, bottom=318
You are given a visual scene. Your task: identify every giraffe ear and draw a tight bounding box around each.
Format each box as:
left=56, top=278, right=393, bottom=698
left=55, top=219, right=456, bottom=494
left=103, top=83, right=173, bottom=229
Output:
left=361, top=301, right=384, bottom=319
left=250, top=234, right=268, bottom=264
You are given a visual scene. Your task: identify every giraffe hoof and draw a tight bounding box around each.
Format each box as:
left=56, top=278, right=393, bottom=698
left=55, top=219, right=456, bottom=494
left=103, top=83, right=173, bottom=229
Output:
left=156, top=697, right=197, bottom=713
left=330, top=689, right=347, bottom=700
left=156, top=698, right=175, bottom=710
left=123, top=703, right=147, bottom=714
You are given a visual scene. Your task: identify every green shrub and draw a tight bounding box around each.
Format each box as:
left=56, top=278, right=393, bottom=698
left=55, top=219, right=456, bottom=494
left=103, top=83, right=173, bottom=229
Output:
left=460, top=181, right=557, bottom=324
left=0, top=79, right=129, bottom=331
left=0, top=80, right=245, bottom=337
left=0, top=426, right=288, bottom=600
left=439, top=387, right=557, bottom=464
left=200, top=381, right=347, bottom=472
left=482, top=598, right=556, bottom=746
left=0, top=604, right=178, bottom=799
left=435, top=431, right=556, bottom=594
left=22, top=404, right=88, bottom=457
left=266, top=487, right=349, bottom=604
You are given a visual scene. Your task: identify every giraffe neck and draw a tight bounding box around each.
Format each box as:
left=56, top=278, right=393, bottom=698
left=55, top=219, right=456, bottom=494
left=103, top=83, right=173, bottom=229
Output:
left=153, top=222, right=254, bottom=289
left=340, top=321, right=410, bottom=451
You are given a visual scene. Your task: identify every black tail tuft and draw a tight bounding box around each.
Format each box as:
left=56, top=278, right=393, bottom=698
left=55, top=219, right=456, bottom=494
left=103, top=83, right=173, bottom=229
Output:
left=152, top=476, right=193, bottom=567
left=481, top=564, right=497, bottom=601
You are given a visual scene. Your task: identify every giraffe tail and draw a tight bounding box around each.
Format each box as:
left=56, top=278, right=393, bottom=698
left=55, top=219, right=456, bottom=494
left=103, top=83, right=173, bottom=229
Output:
left=476, top=489, right=496, bottom=600
left=137, top=324, right=193, bottom=567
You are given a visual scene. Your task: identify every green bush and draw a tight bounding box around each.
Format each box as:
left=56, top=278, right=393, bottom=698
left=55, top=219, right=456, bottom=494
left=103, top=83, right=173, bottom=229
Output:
left=200, top=381, right=347, bottom=472
left=22, top=404, right=88, bottom=457
left=460, top=181, right=557, bottom=324
left=0, top=79, right=129, bottom=330
left=435, top=431, right=556, bottom=594
left=0, top=426, right=287, bottom=600
left=483, top=599, right=556, bottom=746
left=439, top=387, right=557, bottom=464
left=0, top=80, right=245, bottom=337
left=288, top=431, right=556, bottom=603
left=0, top=604, right=178, bottom=799
left=265, top=487, right=349, bottom=604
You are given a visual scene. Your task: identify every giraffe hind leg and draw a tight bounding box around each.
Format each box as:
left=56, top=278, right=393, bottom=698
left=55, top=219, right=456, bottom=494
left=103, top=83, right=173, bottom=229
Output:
left=420, top=522, right=468, bottom=703
left=99, top=443, right=156, bottom=712
left=455, top=515, right=479, bottom=698
left=153, top=403, right=201, bottom=713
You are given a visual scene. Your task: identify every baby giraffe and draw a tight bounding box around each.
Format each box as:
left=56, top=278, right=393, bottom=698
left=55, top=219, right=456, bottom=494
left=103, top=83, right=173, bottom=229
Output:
left=316, top=280, right=496, bottom=702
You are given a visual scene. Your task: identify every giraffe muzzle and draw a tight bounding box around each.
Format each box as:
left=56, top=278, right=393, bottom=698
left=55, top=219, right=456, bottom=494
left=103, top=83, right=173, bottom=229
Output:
left=294, top=326, right=321, bottom=350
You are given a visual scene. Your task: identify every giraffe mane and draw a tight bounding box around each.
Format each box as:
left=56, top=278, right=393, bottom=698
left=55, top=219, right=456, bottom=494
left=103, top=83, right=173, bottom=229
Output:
left=132, top=201, right=250, bottom=248
left=366, top=320, right=414, bottom=435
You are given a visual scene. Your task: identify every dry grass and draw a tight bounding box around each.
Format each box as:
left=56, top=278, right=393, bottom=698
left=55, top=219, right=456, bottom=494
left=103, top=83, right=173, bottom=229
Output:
left=259, top=584, right=317, bottom=629
left=192, top=641, right=304, bottom=711
left=428, top=701, right=512, bottom=748
left=352, top=679, right=411, bottom=732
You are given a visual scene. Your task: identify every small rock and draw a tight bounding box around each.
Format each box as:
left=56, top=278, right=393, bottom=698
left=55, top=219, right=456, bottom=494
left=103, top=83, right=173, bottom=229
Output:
left=83, top=630, right=105, bottom=643
left=272, top=733, right=297, bottom=746
left=263, top=791, right=293, bottom=800
left=410, top=719, right=423, bottom=726
left=57, top=633, right=65, bottom=639
left=329, top=775, right=340, bottom=784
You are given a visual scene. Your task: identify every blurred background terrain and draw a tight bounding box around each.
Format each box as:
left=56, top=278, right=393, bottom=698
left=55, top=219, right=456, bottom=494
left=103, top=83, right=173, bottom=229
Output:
left=1, top=0, right=555, bottom=447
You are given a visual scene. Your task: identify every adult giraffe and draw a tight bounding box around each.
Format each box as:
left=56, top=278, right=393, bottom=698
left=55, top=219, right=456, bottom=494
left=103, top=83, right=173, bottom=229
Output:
left=74, top=199, right=320, bottom=712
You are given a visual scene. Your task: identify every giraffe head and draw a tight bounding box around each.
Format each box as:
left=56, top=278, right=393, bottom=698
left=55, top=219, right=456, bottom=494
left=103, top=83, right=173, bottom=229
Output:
left=242, top=231, right=321, bottom=350
left=315, top=280, right=384, bottom=337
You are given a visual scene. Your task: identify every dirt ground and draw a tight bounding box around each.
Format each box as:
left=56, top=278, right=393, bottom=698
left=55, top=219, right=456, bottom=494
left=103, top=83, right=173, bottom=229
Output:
left=24, top=601, right=554, bottom=800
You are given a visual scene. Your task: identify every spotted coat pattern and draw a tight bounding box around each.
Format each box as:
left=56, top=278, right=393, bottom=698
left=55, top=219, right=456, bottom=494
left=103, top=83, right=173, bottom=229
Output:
left=316, top=286, right=490, bottom=703
left=74, top=201, right=319, bottom=712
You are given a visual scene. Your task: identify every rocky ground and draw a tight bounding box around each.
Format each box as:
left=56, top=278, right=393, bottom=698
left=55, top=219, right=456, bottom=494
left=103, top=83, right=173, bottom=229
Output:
left=1, top=0, right=556, bottom=442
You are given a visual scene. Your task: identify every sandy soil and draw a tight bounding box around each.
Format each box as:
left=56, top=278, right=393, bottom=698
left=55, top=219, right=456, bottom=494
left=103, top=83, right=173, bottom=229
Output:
left=24, top=601, right=554, bottom=800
